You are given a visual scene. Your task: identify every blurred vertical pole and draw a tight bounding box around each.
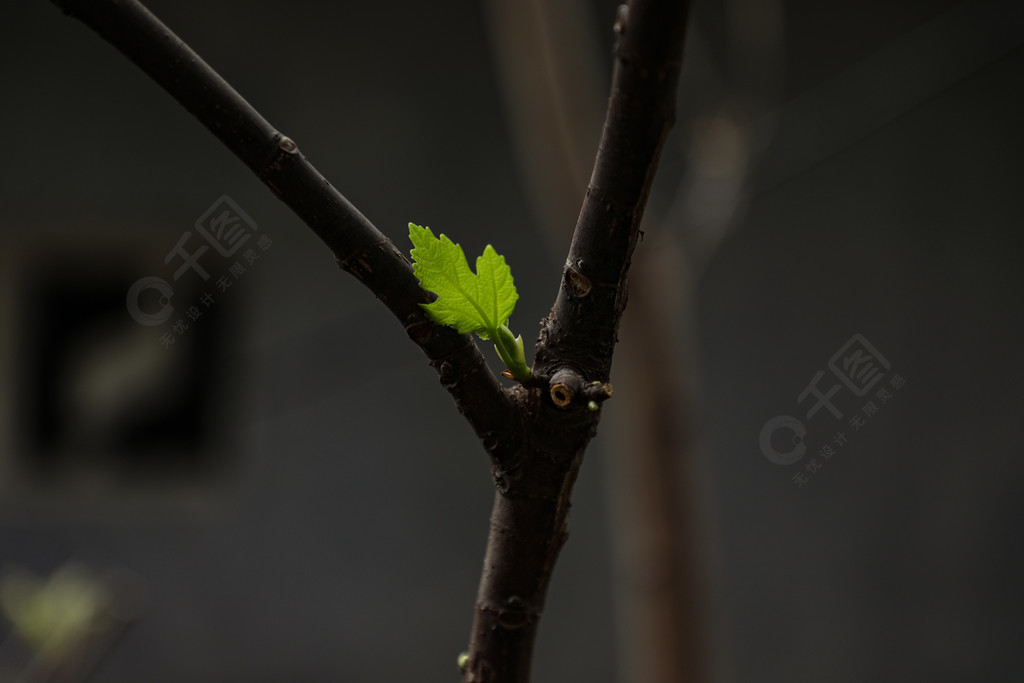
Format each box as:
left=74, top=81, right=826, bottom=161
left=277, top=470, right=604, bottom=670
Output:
left=608, top=245, right=709, bottom=683
left=484, top=0, right=604, bottom=244
left=485, top=2, right=709, bottom=681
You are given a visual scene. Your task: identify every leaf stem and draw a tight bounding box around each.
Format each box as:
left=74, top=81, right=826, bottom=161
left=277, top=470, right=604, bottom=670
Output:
left=492, top=325, right=532, bottom=382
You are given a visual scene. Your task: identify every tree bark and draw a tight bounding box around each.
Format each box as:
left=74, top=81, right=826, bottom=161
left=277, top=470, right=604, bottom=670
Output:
left=484, top=5, right=711, bottom=681
left=467, top=3, right=691, bottom=680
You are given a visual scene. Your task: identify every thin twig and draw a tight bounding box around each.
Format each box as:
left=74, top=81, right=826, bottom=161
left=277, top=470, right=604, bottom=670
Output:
left=49, top=0, right=516, bottom=451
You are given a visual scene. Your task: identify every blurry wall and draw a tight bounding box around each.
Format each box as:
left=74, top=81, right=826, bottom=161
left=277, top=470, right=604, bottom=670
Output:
left=0, top=0, right=1021, bottom=681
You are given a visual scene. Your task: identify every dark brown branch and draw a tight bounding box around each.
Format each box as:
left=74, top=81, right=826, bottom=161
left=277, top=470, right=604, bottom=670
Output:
left=536, top=0, right=690, bottom=380
left=49, top=0, right=516, bottom=450
left=487, top=3, right=709, bottom=679
left=465, top=1, right=690, bottom=681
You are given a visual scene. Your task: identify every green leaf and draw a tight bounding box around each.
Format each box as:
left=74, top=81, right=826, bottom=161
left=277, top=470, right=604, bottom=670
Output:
left=409, top=223, right=533, bottom=382
left=408, top=223, right=518, bottom=340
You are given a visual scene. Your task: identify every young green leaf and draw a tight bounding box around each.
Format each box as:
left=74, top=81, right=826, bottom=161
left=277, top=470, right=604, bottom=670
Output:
left=409, top=223, right=532, bottom=382
left=408, top=223, right=518, bottom=339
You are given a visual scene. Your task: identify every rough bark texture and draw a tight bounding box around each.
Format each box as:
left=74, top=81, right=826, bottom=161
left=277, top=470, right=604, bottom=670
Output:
left=484, top=4, right=709, bottom=680
left=467, top=3, right=690, bottom=680
left=50, top=1, right=691, bottom=681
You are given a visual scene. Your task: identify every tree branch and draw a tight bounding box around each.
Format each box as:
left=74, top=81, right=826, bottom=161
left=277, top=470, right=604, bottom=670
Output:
left=465, top=1, right=691, bottom=681
left=485, top=2, right=708, bottom=680
left=49, top=0, right=517, bottom=452
left=537, top=0, right=689, bottom=380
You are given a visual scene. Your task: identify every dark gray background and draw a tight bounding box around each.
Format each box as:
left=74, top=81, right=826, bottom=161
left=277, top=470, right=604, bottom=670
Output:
left=0, top=0, right=1021, bottom=681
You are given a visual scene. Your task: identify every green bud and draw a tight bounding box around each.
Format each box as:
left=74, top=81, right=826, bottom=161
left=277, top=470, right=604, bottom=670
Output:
left=493, top=324, right=532, bottom=382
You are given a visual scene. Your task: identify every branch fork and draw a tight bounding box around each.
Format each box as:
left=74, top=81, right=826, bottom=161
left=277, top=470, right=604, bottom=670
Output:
left=49, top=1, right=689, bottom=680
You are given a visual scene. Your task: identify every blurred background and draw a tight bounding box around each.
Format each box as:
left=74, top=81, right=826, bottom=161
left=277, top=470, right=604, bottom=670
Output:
left=1, top=0, right=1022, bottom=681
